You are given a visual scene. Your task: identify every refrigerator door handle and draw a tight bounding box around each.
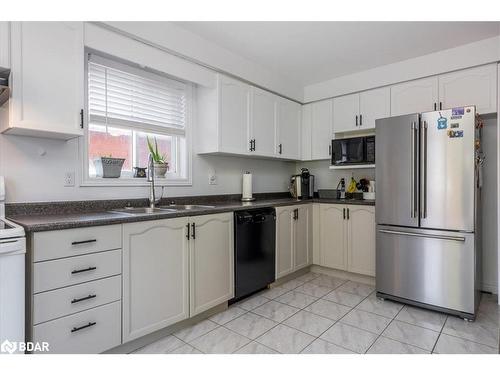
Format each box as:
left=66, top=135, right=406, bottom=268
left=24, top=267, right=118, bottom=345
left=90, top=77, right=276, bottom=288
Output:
left=420, top=121, right=428, bottom=219
left=378, top=229, right=465, bottom=242
left=410, top=121, right=417, bottom=218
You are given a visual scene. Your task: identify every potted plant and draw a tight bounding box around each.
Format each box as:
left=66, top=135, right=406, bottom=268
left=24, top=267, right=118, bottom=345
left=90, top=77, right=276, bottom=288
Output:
left=93, top=154, right=125, bottom=178
left=147, top=137, right=169, bottom=178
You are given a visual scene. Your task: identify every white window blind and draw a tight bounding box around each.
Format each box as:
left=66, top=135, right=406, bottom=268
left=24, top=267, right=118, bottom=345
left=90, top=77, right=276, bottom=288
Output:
left=88, top=54, right=187, bottom=135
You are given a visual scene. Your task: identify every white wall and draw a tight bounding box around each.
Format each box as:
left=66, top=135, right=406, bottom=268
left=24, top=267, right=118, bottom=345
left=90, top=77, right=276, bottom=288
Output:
left=0, top=132, right=295, bottom=203
left=296, top=161, right=375, bottom=192
left=101, top=22, right=304, bottom=102
left=481, top=118, right=498, bottom=293
left=304, top=36, right=500, bottom=102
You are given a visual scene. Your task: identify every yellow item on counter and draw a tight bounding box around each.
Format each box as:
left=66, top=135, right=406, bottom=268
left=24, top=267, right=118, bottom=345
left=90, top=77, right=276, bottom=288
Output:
left=347, top=177, right=357, bottom=193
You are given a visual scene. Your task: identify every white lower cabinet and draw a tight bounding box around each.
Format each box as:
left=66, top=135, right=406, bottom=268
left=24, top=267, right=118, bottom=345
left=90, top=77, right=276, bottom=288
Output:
left=319, top=204, right=347, bottom=270
left=276, top=206, right=294, bottom=278
left=122, top=213, right=234, bottom=342
left=319, top=204, right=375, bottom=277
left=189, top=213, right=234, bottom=316
left=347, top=206, right=376, bottom=277
left=33, top=301, right=121, bottom=354
left=122, top=217, right=190, bottom=342
left=276, top=204, right=312, bottom=279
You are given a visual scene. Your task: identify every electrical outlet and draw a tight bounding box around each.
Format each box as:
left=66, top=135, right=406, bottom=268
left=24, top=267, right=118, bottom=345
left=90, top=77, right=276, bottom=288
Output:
left=64, top=171, right=75, bottom=187
left=208, top=174, right=217, bottom=185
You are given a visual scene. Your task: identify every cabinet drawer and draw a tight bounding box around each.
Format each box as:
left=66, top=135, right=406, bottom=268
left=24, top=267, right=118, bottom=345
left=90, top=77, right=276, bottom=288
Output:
left=32, top=301, right=121, bottom=354
left=33, top=275, right=121, bottom=325
left=33, top=225, right=122, bottom=262
left=34, top=249, right=121, bottom=293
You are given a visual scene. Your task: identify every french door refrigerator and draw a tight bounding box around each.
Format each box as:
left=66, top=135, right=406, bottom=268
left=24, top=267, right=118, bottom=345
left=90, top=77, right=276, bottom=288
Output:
left=375, top=106, right=482, bottom=320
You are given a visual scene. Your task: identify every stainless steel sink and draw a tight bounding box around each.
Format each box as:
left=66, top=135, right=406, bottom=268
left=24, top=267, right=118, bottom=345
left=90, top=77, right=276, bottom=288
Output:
left=160, top=204, right=216, bottom=210
left=109, top=207, right=178, bottom=215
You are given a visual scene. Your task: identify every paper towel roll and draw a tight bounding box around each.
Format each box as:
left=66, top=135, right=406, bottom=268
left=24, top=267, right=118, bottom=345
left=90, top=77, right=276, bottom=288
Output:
left=242, top=172, right=253, bottom=200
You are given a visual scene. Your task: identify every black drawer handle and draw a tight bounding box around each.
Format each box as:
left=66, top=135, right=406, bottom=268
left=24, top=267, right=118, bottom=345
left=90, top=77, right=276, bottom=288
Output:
left=71, top=294, right=97, bottom=304
left=71, top=239, right=97, bottom=246
left=71, top=321, right=96, bottom=333
left=71, top=266, right=97, bottom=275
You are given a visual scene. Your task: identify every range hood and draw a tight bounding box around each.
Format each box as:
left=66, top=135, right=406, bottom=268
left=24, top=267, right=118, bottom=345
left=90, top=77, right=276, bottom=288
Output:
left=0, top=70, right=9, bottom=106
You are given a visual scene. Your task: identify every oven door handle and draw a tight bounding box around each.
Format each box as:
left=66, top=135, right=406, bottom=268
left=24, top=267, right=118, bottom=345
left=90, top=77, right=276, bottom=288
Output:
left=0, top=238, right=25, bottom=255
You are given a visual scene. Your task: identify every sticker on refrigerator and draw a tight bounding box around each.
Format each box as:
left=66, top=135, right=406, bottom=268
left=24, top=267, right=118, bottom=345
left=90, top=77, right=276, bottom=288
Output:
left=452, top=107, right=465, bottom=116
left=447, top=130, right=464, bottom=138
left=437, top=113, right=447, bottom=130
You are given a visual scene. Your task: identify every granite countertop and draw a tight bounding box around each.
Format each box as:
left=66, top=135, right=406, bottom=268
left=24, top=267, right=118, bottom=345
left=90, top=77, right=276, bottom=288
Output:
left=7, top=196, right=375, bottom=233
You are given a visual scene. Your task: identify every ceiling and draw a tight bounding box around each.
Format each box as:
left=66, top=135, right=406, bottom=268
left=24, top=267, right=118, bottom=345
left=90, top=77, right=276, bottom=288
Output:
left=174, top=21, right=500, bottom=86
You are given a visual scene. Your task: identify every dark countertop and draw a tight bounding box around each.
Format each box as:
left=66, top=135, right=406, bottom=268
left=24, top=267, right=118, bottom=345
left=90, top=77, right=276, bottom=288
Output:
left=8, top=197, right=375, bottom=233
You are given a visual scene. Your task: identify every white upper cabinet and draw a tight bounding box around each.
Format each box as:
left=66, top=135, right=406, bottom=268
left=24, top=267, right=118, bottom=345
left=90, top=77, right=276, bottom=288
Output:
left=276, top=97, right=301, bottom=160
left=359, top=87, right=391, bottom=130
left=218, top=75, right=251, bottom=154
left=0, top=22, right=10, bottom=69
left=250, top=87, right=277, bottom=157
left=438, top=64, right=497, bottom=114
left=391, top=76, right=438, bottom=116
left=1, top=22, right=84, bottom=139
left=333, top=93, right=359, bottom=133
left=333, top=88, right=390, bottom=132
left=311, top=99, right=333, bottom=160
left=300, top=104, right=312, bottom=161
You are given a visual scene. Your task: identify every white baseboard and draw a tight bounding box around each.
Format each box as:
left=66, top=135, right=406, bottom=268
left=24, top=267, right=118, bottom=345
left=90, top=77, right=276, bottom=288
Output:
left=310, top=265, right=375, bottom=286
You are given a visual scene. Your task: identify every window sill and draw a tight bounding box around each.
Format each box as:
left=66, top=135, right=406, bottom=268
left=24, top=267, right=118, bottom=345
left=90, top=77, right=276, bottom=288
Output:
left=80, top=177, right=192, bottom=187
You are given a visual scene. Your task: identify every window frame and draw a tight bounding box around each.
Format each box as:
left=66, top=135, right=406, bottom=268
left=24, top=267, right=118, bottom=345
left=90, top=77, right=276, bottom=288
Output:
left=80, top=50, right=193, bottom=187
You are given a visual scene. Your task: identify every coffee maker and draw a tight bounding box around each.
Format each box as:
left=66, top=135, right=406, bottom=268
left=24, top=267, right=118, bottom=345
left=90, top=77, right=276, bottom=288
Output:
left=290, top=168, right=315, bottom=200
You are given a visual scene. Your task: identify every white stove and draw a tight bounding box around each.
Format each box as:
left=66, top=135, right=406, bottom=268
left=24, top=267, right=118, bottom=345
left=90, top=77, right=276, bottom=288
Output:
left=0, top=176, right=25, bottom=352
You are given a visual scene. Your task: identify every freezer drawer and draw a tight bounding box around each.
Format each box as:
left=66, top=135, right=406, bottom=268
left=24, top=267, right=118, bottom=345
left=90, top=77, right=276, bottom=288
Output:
left=376, top=225, right=476, bottom=316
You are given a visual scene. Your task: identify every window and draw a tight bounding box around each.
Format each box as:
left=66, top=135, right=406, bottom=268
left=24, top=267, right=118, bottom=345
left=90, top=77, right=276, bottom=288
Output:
left=83, top=53, right=191, bottom=185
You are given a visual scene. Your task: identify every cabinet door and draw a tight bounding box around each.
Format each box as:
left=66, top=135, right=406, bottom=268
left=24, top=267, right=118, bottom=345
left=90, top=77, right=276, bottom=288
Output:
left=276, top=98, right=301, bottom=160
left=190, top=213, right=234, bottom=316
left=319, top=204, right=347, bottom=270
left=219, top=75, right=251, bottom=154
left=122, top=218, right=189, bottom=342
left=359, top=87, right=391, bottom=130
left=311, top=99, right=333, bottom=160
left=347, top=206, right=376, bottom=276
left=333, top=93, right=360, bottom=133
left=391, top=77, right=438, bottom=116
left=301, top=104, right=312, bottom=161
left=276, top=206, right=294, bottom=279
left=9, top=22, right=83, bottom=138
left=250, top=87, right=277, bottom=157
left=0, top=22, right=9, bottom=69
left=438, top=64, right=497, bottom=114
left=294, top=205, right=311, bottom=270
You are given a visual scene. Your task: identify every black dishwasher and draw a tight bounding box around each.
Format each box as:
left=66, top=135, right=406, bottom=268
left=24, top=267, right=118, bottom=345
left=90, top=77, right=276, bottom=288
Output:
left=232, top=207, right=276, bottom=302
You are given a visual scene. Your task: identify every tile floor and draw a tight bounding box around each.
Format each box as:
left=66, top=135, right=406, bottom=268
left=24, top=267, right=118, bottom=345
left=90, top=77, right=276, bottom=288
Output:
left=132, top=272, right=499, bottom=354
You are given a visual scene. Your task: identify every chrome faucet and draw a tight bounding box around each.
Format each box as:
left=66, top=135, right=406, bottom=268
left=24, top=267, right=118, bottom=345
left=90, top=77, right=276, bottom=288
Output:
left=147, top=154, right=160, bottom=209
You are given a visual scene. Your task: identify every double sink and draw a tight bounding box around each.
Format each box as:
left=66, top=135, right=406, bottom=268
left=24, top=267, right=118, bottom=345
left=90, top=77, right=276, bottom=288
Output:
left=109, top=204, right=216, bottom=216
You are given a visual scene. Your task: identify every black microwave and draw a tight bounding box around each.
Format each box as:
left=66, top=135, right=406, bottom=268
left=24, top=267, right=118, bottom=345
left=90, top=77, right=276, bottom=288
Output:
left=331, top=136, right=375, bottom=166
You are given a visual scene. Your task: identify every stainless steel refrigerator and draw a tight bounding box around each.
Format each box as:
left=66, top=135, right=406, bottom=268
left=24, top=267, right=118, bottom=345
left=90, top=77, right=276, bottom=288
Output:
left=375, top=106, right=482, bottom=320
